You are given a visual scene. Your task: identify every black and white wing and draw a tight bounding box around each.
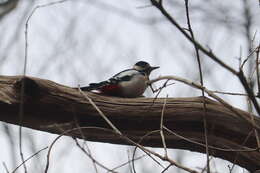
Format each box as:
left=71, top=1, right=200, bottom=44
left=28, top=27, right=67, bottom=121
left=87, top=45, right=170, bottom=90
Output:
left=80, top=69, right=142, bottom=91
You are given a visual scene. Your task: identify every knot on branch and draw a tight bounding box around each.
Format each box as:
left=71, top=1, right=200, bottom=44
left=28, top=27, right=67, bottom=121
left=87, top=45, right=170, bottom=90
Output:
left=14, top=76, right=42, bottom=99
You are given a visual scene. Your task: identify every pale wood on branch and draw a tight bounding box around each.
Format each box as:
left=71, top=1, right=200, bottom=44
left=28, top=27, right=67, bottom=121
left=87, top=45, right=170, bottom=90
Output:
left=0, top=75, right=259, bottom=172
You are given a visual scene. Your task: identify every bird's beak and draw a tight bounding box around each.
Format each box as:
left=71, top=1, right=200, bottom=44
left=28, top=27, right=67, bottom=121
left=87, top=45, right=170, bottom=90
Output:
left=150, top=66, right=160, bottom=71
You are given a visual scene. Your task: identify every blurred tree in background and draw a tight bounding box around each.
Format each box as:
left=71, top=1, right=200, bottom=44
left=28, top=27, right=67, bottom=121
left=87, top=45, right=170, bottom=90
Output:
left=0, top=0, right=259, bottom=172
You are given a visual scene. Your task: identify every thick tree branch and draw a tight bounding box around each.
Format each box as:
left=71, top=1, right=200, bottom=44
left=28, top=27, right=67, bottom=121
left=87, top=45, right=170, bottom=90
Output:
left=0, top=75, right=260, bottom=172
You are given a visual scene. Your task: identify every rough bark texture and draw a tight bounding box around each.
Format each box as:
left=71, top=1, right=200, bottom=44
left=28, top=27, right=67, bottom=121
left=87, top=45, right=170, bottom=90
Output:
left=0, top=75, right=260, bottom=172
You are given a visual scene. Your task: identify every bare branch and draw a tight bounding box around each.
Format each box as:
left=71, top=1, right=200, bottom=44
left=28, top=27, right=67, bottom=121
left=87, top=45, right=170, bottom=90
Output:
left=0, top=76, right=260, bottom=172
left=150, top=0, right=238, bottom=75
left=150, top=0, right=260, bottom=116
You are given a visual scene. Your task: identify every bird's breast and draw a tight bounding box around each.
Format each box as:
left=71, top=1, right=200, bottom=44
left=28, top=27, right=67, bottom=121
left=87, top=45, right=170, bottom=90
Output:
left=119, top=74, right=147, bottom=97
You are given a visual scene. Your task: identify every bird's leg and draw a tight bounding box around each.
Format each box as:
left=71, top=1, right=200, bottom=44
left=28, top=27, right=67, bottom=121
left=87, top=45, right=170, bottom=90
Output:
left=149, top=79, right=174, bottom=93
left=148, top=79, right=174, bottom=106
left=149, top=83, right=157, bottom=93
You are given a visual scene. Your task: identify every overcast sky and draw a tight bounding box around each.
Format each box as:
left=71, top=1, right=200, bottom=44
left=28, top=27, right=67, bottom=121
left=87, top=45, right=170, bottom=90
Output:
left=0, top=0, right=259, bottom=172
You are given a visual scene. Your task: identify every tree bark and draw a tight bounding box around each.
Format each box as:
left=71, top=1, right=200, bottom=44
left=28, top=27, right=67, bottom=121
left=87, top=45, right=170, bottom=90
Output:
left=0, top=75, right=259, bottom=172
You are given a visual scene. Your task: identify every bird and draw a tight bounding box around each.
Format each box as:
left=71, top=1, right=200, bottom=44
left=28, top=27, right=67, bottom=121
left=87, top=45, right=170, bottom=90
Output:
left=79, top=61, right=159, bottom=98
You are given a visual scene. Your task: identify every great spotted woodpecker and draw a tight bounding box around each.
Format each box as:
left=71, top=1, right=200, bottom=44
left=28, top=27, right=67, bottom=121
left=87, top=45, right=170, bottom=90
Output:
left=80, top=61, right=159, bottom=97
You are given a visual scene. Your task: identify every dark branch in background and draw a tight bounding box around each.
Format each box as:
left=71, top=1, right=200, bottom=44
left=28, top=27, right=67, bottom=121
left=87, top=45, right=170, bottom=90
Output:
left=0, top=0, right=19, bottom=21
left=0, top=76, right=260, bottom=172
left=184, top=0, right=210, bottom=172
left=150, top=0, right=260, bottom=116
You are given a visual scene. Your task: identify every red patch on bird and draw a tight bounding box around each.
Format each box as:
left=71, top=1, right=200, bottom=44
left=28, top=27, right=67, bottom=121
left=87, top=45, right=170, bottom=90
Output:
left=100, top=84, right=121, bottom=96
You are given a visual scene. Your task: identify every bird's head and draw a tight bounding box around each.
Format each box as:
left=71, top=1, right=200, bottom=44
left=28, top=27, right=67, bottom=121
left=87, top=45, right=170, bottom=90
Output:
left=133, top=61, right=159, bottom=75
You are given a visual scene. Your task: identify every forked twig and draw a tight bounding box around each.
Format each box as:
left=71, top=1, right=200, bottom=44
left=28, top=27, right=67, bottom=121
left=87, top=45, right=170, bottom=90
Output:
left=131, top=130, right=199, bottom=173
left=44, top=127, right=119, bottom=173
left=150, top=79, right=173, bottom=105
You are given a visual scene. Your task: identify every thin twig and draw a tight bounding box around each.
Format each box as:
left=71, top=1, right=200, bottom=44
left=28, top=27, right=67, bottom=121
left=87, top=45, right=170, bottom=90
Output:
left=2, top=162, right=9, bottom=173
left=131, top=130, right=199, bottom=173
left=161, top=163, right=172, bottom=173
left=72, top=111, right=98, bottom=173
left=132, top=130, right=166, bottom=173
left=149, top=75, right=260, bottom=130
left=140, top=145, right=199, bottom=173
left=198, top=157, right=213, bottom=173
left=150, top=79, right=173, bottom=105
left=160, top=95, right=168, bottom=157
left=12, top=147, right=48, bottom=173
left=109, top=154, right=146, bottom=172
left=74, top=138, right=114, bottom=172
left=150, top=0, right=237, bottom=75
left=240, top=46, right=259, bottom=69
left=23, top=1, right=71, bottom=173
left=249, top=46, right=260, bottom=150
left=44, top=126, right=119, bottom=173
left=163, top=126, right=258, bottom=152
left=44, top=125, right=199, bottom=173
left=127, top=150, right=134, bottom=173
left=211, top=90, right=250, bottom=97
left=184, top=0, right=210, bottom=172
left=19, top=0, right=35, bottom=170
left=18, top=82, right=26, bottom=173
left=228, top=130, right=253, bottom=172
left=238, top=70, right=260, bottom=149
left=78, top=86, right=122, bottom=135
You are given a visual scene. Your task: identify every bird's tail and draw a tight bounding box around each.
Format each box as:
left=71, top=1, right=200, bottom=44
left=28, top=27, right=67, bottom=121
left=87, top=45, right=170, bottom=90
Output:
left=78, top=81, right=109, bottom=91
